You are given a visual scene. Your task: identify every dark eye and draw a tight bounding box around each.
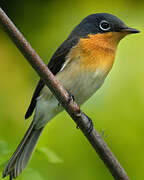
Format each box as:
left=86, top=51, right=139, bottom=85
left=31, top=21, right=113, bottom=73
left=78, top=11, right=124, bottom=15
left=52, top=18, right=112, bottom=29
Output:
left=99, top=20, right=110, bottom=31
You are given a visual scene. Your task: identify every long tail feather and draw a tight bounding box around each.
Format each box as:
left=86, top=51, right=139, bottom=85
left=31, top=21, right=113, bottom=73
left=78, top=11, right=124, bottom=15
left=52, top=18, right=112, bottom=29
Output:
left=3, top=122, right=43, bottom=179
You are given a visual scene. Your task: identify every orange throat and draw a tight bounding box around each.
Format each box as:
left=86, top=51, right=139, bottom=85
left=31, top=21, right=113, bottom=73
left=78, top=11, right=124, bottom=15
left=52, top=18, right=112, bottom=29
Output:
left=69, top=32, right=126, bottom=73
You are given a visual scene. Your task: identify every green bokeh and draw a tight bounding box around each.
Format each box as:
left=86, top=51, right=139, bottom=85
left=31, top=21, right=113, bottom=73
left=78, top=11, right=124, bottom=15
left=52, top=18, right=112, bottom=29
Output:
left=0, top=0, right=143, bottom=179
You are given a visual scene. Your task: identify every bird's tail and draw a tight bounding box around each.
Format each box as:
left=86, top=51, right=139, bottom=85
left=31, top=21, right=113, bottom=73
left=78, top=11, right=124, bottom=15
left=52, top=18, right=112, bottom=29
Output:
left=3, top=122, right=44, bottom=179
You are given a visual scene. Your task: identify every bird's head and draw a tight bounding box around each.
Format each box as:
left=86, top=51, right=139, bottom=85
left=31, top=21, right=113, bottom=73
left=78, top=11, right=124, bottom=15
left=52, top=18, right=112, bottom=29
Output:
left=69, top=13, right=140, bottom=48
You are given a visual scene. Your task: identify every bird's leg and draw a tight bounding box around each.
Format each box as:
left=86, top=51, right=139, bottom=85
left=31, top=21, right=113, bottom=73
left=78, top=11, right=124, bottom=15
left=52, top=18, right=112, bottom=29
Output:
left=58, top=90, right=75, bottom=106
left=85, top=113, right=93, bottom=134
left=67, top=91, right=75, bottom=103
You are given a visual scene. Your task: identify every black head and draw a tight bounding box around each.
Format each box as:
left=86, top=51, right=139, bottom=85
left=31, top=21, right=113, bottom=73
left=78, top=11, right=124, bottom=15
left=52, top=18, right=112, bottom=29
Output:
left=68, top=13, right=139, bottom=38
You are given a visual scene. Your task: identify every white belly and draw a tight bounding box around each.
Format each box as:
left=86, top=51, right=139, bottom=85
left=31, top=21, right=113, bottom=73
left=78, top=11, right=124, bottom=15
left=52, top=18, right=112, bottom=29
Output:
left=56, top=60, right=108, bottom=105
left=58, top=71, right=105, bottom=105
left=34, top=61, right=109, bottom=128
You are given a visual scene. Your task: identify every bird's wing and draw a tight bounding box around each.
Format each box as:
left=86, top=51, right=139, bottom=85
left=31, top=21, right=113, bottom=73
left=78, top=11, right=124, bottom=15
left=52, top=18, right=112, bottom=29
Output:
left=25, top=37, right=79, bottom=119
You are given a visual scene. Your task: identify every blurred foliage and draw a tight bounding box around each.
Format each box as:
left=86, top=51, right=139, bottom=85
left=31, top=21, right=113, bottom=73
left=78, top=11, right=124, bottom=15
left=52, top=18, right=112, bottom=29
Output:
left=0, top=0, right=144, bottom=179
left=36, top=147, right=63, bottom=164
left=0, top=141, right=62, bottom=180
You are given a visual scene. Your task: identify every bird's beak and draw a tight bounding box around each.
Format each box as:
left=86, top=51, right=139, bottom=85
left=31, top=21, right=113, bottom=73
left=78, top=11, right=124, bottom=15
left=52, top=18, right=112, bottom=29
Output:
left=121, top=27, right=140, bottom=34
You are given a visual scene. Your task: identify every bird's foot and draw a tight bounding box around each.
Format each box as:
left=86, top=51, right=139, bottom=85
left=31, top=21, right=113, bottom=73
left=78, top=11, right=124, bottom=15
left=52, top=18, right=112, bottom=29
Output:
left=76, top=113, right=93, bottom=134
left=67, top=91, right=75, bottom=104
left=85, top=115, right=93, bottom=134
left=58, top=91, right=75, bottom=106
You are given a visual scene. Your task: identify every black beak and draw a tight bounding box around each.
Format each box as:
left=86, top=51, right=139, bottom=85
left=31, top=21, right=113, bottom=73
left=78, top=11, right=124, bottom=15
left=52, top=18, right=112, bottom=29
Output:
left=121, top=27, right=140, bottom=33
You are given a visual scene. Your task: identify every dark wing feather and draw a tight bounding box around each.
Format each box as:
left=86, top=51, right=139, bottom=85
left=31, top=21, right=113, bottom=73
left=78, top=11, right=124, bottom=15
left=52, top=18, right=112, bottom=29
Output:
left=25, top=37, right=79, bottom=119
left=25, top=79, right=44, bottom=119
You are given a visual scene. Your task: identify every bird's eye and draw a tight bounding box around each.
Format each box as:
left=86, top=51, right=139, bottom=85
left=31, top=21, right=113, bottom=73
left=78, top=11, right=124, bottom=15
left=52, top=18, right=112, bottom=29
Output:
left=99, top=20, right=110, bottom=31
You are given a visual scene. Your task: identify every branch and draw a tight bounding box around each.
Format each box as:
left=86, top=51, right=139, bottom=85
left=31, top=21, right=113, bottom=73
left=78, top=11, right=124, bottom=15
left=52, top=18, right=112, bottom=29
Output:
left=0, top=7, right=130, bottom=180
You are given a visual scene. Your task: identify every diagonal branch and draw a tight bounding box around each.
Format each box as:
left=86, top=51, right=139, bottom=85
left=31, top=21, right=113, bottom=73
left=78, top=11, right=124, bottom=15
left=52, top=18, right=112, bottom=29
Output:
left=0, top=7, right=130, bottom=180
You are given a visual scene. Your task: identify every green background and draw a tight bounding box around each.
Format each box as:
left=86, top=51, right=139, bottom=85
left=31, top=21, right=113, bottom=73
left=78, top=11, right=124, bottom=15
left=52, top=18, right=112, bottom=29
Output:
left=0, top=0, right=143, bottom=179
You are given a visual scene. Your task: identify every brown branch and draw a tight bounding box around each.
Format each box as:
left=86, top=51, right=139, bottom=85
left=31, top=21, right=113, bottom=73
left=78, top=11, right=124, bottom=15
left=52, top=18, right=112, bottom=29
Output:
left=0, top=7, right=130, bottom=180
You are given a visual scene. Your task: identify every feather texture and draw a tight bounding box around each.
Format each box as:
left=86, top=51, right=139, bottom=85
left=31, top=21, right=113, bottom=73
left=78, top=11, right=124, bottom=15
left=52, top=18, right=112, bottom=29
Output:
left=25, top=37, right=79, bottom=119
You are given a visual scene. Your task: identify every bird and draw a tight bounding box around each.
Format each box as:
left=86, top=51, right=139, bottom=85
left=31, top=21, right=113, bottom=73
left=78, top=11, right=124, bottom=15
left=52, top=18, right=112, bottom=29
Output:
left=3, top=13, right=139, bottom=179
